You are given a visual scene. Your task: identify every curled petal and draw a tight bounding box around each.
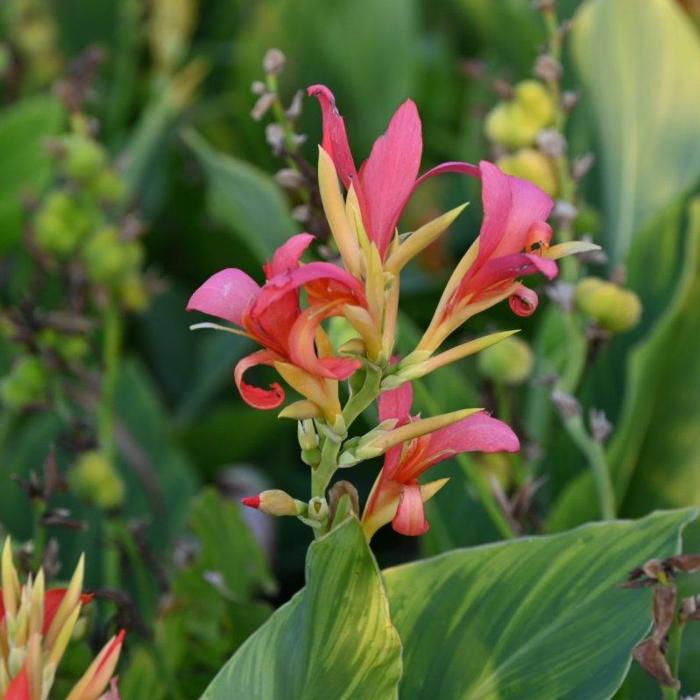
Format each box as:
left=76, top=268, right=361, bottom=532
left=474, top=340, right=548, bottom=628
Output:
left=509, top=285, right=539, bottom=317
left=187, top=269, right=260, bottom=327
left=288, top=302, right=361, bottom=380
left=307, top=85, right=358, bottom=188
left=263, top=233, right=315, bottom=279
left=360, top=99, right=423, bottom=256
left=392, top=483, right=429, bottom=536
left=234, top=350, right=286, bottom=410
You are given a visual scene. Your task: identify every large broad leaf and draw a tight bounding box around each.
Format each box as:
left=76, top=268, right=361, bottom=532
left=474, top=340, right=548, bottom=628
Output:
left=202, top=517, right=403, bottom=699
left=548, top=199, right=700, bottom=531
left=385, top=509, right=697, bottom=700
left=572, top=0, right=700, bottom=264
left=182, top=128, right=297, bottom=263
left=0, top=96, right=64, bottom=252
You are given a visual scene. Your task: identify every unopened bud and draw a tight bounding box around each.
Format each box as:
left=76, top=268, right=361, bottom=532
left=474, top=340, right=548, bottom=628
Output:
left=534, top=54, right=562, bottom=82
left=589, top=408, right=612, bottom=443
left=263, top=48, right=286, bottom=75
left=536, top=129, right=567, bottom=159
left=274, top=168, right=305, bottom=190
left=497, top=148, right=557, bottom=197
left=251, top=92, right=276, bottom=121
left=553, top=200, right=578, bottom=227
left=251, top=80, right=267, bottom=95
left=576, top=277, right=642, bottom=333
left=307, top=497, right=329, bottom=521
left=241, top=489, right=305, bottom=517
left=61, top=134, right=107, bottom=182
left=265, top=123, right=285, bottom=154
left=285, top=90, right=303, bottom=120
left=297, top=419, right=319, bottom=451
left=551, top=390, right=580, bottom=419
left=0, top=357, right=48, bottom=410
left=291, top=204, right=310, bottom=223
left=562, top=90, right=579, bottom=113
left=477, top=336, right=534, bottom=386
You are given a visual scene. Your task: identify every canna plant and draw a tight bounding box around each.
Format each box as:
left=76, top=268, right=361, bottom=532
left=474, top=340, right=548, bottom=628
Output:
left=188, top=83, right=597, bottom=538
left=0, top=538, right=124, bottom=700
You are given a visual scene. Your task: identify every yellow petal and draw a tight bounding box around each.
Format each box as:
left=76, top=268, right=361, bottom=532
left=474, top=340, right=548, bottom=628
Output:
left=543, top=240, right=601, bottom=259
left=2, top=537, right=20, bottom=619
left=45, top=554, right=84, bottom=651
left=318, top=147, right=362, bottom=276
left=385, top=204, right=468, bottom=273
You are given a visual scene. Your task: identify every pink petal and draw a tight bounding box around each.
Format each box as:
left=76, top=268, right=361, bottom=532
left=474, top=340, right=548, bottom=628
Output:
left=360, top=100, right=423, bottom=257
left=392, top=483, right=429, bottom=536
left=477, top=161, right=554, bottom=265
left=307, top=85, right=358, bottom=188
left=397, top=412, right=520, bottom=481
left=287, top=302, right=362, bottom=380
left=466, top=252, right=559, bottom=295
left=4, top=667, right=30, bottom=700
left=509, top=284, right=539, bottom=317
left=413, top=160, right=481, bottom=192
left=234, top=350, right=286, bottom=410
left=187, top=269, right=260, bottom=326
left=256, top=262, right=366, bottom=317
left=263, top=233, right=315, bottom=279
left=378, top=383, right=413, bottom=424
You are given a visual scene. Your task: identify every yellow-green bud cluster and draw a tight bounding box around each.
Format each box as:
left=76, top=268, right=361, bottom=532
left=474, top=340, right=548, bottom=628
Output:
left=575, top=278, right=642, bottom=333
left=485, top=80, right=555, bottom=150
left=39, top=329, right=90, bottom=362
left=0, top=356, right=48, bottom=410
left=477, top=336, right=534, bottom=386
left=34, top=191, right=98, bottom=257
left=68, top=451, right=125, bottom=510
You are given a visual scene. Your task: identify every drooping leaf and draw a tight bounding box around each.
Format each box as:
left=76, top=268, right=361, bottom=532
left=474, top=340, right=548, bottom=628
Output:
left=572, top=0, right=700, bottom=264
left=202, top=517, right=402, bottom=700
left=548, top=199, right=700, bottom=531
left=182, top=128, right=297, bottom=263
left=385, top=508, right=697, bottom=700
left=0, top=96, right=64, bottom=252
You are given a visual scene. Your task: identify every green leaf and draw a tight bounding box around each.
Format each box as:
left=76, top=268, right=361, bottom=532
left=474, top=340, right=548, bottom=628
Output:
left=572, top=0, right=700, bottom=263
left=548, top=199, right=700, bottom=531
left=182, top=128, right=297, bottom=262
left=202, top=517, right=402, bottom=700
left=189, top=488, right=276, bottom=598
left=385, top=509, right=697, bottom=700
left=0, top=96, right=64, bottom=252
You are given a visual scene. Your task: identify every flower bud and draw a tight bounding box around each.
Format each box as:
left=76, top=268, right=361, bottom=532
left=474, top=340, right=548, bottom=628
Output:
left=263, top=48, right=286, bottom=75
left=575, top=277, right=642, bottom=333
left=82, top=228, right=143, bottom=287
left=477, top=336, right=534, bottom=386
left=0, top=357, right=48, bottom=410
left=241, top=489, right=305, bottom=517
left=68, top=451, right=125, bottom=510
left=90, top=169, right=127, bottom=205
left=61, top=134, right=107, bottom=182
left=307, top=497, right=329, bottom=522
left=497, top=149, right=558, bottom=197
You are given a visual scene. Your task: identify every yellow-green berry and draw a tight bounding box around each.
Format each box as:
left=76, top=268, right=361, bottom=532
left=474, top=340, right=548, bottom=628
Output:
left=477, top=336, right=534, bottom=386
left=61, top=134, right=107, bottom=182
left=68, top=451, right=125, bottom=510
left=0, top=357, right=48, bottom=409
left=514, top=80, right=555, bottom=128
left=576, top=278, right=642, bottom=333
left=34, top=191, right=96, bottom=256
left=497, top=148, right=558, bottom=197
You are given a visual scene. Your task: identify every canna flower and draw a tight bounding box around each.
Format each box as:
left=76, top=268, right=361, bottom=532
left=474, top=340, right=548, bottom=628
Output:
left=416, top=161, right=598, bottom=353
left=187, top=233, right=367, bottom=422
left=0, top=538, right=124, bottom=700
left=361, top=383, right=519, bottom=538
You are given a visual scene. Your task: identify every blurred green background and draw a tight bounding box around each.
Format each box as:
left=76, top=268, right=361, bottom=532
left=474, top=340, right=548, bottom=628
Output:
left=1, top=0, right=700, bottom=697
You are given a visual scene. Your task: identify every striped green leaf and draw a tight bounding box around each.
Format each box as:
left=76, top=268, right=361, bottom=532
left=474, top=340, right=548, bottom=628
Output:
left=572, top=0, right=700, bottom=264
left=201, top=516, right=402, bottom=699
left=384, top=509, right=697, bottom=700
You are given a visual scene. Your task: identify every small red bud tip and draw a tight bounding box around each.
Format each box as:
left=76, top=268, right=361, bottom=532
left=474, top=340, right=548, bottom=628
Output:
left=241, top=495, right=261, bottom=509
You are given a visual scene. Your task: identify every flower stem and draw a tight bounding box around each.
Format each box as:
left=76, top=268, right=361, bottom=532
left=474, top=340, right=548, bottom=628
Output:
left=562, top=412, right=615, bottom=520
left=98, top=302, right=122, bottom=465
